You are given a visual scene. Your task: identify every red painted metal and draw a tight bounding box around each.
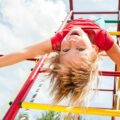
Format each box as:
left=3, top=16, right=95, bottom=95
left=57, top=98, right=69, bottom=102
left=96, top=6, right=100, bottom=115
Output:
left=39, top=68, right=120, bottom=77
left=32, top=68, right=120, bottom=94
left=112, top=83, right=116, bottom=120
left=57, top=11, right=73, bottom=32
left=73, top=11, right=119, bottom=14
left=41, top=69, right=120, bottom=76
left=99, top=71, right=120, bottom=76
left=117, top=0, right=120, bottom=32
left=69, top=0, right=74, bottom=19
left=3, top=55, right=48, bottom=120
left=112, top=71, right=117, bottom=120
left=26, top=58, right=39, bottom=61
left=93, top=89, right=114, bottom=92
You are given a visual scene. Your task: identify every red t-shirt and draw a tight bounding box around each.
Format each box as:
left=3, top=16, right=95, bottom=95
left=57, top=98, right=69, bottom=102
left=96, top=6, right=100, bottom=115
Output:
left=51, top=18, right=114, bottom=51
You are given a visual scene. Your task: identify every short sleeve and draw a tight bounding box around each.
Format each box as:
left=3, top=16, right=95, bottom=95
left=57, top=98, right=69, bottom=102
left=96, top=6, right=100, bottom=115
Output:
left=104, top=31, right=114, bottom=51
left=50, top=30, right=69, bottom=51
left=94, top=30, right=114, bottom=51
left=50, top=32, right=62, bottom=51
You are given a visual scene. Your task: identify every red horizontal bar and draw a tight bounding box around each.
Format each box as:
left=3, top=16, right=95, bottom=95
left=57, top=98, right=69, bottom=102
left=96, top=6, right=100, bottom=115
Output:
left=99, top=71, right=120, bottom=76
left=73, top=11, right=119, bottom=14
left=93, top=89, right=114, bottom=92
left=39, top=69, right=120, bottom=77
left=27, top=58, right=39, bottom=61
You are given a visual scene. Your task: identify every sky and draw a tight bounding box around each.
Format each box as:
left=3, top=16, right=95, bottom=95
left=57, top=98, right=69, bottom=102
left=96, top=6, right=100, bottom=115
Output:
left=0, top=0, right=120, bottom=120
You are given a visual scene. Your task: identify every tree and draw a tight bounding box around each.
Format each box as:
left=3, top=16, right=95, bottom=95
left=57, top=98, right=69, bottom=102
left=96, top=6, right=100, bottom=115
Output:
left=37, top=111, right=60, bottom=120
left=17, top=113, right=29, bottom=120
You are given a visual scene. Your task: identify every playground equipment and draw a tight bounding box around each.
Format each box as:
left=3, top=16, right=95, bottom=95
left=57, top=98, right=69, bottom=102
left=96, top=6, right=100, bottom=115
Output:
left=1, top=0, right=120, bottom=120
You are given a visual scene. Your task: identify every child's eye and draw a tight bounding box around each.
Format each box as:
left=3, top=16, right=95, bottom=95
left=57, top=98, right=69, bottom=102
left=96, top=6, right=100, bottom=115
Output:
left=76, top=48, right=85, bottom=51
left=63, top=48, right=70, bottom=52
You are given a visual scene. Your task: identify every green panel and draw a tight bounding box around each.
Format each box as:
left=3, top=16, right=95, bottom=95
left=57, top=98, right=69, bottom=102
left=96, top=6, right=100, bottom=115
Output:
left=105, top=20, right=120, bottom=23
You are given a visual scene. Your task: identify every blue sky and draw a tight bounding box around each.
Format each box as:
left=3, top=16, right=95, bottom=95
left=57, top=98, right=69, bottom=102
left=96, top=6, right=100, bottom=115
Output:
left=0, top=0, right=120, bottom=120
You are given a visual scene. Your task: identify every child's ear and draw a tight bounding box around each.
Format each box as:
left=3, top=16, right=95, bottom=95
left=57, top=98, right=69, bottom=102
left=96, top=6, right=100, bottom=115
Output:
left=92, top=45, right=99, bottom=53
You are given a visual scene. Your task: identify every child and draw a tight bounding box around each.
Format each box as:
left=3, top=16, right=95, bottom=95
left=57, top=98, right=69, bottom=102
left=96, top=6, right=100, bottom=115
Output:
left=0, top=18, right=120, bottom=108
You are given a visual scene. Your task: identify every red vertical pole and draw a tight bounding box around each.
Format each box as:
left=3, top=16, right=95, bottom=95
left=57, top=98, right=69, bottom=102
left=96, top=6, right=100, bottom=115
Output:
left=112, top=1, right=120, bottom=120
left=57, top=11, right=73, bottom=32
left=69, top=0, right=74, bottom=20
left=3, top=55, right=48, bottom=120
left=117, top=0, right=120, bottom=46
left=117, top=0, right=120, bottom=32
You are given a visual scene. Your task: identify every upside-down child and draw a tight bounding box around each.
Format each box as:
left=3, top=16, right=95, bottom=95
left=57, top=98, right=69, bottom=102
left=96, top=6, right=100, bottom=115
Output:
left=0, top=18, right=120, bottom=109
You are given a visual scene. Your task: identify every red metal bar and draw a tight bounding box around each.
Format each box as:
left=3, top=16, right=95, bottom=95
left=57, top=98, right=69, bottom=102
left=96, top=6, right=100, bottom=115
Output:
left=117, top=0, right=120, bottom=32
left=112, top=74, right=117, bottom=120
left=26, top=58, right=39, bottom=61
left=99, top=71, right=120, bottom=77
left=39, top=69, right=120, bottom=77
left=69, top=0, right=74, bottom=19
left=3, top=55, right=48, bottom=120
left=57, top=11, right=73, bottom=32
left=93, top=89, right=114, bottom=92
left=39, top=68, right=120, bottom=77
left=73, top=11, right=119, bottom=14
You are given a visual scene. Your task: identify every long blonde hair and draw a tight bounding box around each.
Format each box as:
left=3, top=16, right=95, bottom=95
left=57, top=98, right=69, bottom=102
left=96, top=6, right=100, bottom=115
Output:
left=49, top=48, right=100, bottom=109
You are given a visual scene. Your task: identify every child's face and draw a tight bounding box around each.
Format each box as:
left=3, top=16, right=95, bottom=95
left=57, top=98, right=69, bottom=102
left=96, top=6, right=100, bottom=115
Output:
left=60, top=27, right=95, bottom=67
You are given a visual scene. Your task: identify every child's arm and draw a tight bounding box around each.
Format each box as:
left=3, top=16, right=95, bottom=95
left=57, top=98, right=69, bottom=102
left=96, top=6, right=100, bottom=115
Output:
left=106, top=42, right=120, bottom=67
left=0, top=39, right=52, bottom=67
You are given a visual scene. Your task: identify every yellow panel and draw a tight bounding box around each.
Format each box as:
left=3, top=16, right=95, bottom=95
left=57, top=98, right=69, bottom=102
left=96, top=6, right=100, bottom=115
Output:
left=109, top=32, right=120, bottom=35
left=21, top=102, right=120, bottom=117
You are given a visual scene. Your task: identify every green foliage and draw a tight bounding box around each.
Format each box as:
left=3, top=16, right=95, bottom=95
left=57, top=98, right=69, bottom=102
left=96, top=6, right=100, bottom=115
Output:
left=17, top=111, right=85, bottom=120
left=37, top=111, right=60, bottom=120
left=17, top=113, right=29, bottom=120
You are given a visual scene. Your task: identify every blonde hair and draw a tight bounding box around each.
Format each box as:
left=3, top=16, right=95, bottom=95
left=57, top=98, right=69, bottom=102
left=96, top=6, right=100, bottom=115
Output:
left=49, top=50, right=100, bottom=108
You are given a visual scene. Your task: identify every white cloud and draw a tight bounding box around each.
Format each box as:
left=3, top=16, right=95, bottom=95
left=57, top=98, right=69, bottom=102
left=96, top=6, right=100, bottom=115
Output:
left=0, top=0, right=67, bottom=43
left=92, top=0, right=106, bottom=2
left=0, top=0, right=67, bottom=119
